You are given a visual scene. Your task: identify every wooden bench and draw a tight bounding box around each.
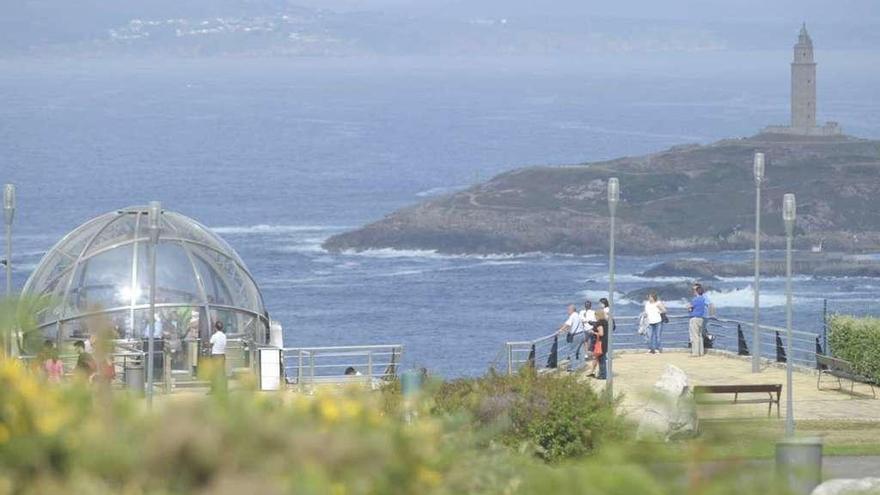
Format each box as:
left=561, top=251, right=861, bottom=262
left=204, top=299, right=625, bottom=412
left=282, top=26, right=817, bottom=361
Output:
left=693, top=384, right=782, bottom=418
left=816, top=355, right=876, bottom=398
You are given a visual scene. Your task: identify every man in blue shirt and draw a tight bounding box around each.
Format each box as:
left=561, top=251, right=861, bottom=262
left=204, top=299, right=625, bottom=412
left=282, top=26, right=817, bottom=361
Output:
left=688, top=284, right=707, bottom=357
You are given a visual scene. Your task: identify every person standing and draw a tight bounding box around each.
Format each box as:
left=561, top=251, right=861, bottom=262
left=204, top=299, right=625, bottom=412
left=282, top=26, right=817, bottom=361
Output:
left=209, top=321, right=228, bottom=389
left=688, top=284, right=708, bottom=357
left=580, top=300, right=597, bottom=360
left=74, top=340, right=96, bottom=382
left=43, top=347, right=65, bottom=384
left=557, top=304, right=585, bottom=371
left=644, top=292, right=667, bottom=354
left=592, top=310, right=609, bottom=379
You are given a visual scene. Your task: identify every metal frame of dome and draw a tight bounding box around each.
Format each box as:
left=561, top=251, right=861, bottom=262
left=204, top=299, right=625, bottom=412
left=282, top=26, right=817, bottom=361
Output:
left=22, top=206, right=270, bottom=346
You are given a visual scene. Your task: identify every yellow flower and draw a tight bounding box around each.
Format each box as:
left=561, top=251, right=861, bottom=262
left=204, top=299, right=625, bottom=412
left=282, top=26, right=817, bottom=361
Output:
left=339, top=398, right=363, bottom=419
left=416, top=466, right=442, bottom=488
left=318, top=398, right=341, bottom=423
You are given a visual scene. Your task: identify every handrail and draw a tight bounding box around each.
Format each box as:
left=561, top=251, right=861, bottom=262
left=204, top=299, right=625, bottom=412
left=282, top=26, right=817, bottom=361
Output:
left=282, top=344, right=403, bottom=392
left=502, top=313, right=825, bottom=375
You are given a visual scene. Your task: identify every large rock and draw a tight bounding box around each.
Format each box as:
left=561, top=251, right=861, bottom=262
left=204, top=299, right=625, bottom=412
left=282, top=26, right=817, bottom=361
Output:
left=812, top=478, right=880, bottom=495
left=636, top=364, right=700, bottom=442
left=625, top=281, right=715, bottom=303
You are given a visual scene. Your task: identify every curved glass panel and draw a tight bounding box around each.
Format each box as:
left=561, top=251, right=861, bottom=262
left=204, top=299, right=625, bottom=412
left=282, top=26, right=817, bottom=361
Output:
left=21, top=206, right=270, bottom=346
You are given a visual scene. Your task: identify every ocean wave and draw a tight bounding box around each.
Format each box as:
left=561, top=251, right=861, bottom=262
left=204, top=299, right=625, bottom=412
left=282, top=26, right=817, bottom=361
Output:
left=340, top=248, right=540, bottom=261
left=578, top=289, right=628, bottom=304
left=717, top=275, right=814, bottom=283
left=17, top=250, right=48, bottom=258
left=211, top=224, right=347, bottom=235
left=660, top=286, right=791, bottom=309
left=276, top=242, right=327, bottom=255
left=415, top=185, right=469, bottom=197
left=12, top=263, right=39, bottom=273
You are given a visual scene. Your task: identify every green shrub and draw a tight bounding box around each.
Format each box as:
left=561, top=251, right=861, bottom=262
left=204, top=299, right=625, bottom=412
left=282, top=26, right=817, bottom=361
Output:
left=828, top=315, right=880, bottom=383
left=430, top=369, right=625, bottom=462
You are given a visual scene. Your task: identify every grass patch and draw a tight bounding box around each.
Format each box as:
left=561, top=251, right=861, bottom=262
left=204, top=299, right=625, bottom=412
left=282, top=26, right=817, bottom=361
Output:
left=694, top=419, right=880, bottom=459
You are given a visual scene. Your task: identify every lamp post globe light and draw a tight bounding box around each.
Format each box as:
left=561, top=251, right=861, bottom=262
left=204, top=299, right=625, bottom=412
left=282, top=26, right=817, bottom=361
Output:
left=606, top=177, right=619, bottom=396
left=783, top=193, right=796, bottom=437
left=4, top=184, right=15, bottom=355
left=752, top=153, right=765, bottom=373
left=147, top=201, right=161, bottom=406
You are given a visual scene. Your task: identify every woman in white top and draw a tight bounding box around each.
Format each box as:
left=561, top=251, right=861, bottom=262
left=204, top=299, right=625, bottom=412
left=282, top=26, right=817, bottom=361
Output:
left=644, top=292, right=667, bottom=354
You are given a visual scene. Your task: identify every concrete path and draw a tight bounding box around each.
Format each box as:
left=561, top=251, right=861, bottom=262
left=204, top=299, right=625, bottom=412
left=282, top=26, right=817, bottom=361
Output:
left=592, top=350, right=880, bottom=421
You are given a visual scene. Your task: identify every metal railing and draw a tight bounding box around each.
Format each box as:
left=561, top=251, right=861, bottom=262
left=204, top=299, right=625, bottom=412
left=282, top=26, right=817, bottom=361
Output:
left=18, top=350, right=146, bottom=384
left=501, top=314, right=825, bottom=375
left=282, top=344, right=403, bottom=391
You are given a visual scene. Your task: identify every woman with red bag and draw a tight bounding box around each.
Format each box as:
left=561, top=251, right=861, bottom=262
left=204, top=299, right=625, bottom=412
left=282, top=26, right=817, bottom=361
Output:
left=587, top=309, right=608, bottom=379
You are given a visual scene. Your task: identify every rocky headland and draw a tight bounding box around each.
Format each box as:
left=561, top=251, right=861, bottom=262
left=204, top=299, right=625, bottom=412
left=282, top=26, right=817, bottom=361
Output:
left=324, top=133, right=880, bottom=257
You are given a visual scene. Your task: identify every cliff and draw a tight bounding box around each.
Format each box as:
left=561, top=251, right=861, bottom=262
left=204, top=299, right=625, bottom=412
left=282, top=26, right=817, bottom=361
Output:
left=324, top=133, right=880, bottom=255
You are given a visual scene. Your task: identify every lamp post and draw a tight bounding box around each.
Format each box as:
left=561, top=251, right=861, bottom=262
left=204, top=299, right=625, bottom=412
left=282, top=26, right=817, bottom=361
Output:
left=146, top=201, right=161, bottom=406
left=752, top=153, right=765, bottom=373
left=783, top=193, right=796, bottom=437
left=3, top=184, right=15, bottom=356
left=606, top=177, right=619, bottom=396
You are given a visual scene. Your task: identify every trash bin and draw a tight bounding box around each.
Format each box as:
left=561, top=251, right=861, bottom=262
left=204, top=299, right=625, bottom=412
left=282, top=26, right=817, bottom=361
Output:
left=776, top=437, right=822, bottom=495
left=125, top=364, right=145, bottom=395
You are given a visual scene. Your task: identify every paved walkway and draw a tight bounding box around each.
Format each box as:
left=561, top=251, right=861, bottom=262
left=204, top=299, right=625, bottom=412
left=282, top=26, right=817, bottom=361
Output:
left=591, top=350, right=880, bottom=421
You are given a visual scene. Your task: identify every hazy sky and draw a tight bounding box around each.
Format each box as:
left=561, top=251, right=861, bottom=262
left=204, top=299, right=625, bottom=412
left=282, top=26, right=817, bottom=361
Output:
left=3, top=0, right=877, bottom=57
left=298, top=0, right=879, bottom=22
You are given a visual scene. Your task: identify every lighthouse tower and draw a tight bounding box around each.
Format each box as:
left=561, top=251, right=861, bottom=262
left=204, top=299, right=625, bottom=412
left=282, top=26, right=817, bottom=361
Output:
left=791, top=23, right=816, bottom=129
left=763, top=24, right=842, bottom=137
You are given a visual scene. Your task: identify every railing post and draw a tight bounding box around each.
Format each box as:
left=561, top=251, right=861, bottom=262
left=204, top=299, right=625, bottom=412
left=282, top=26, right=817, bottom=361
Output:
left=507, top=344, right=513, bottom=375
left=546, top=335, right=558, bottom=369
left=776, top=331, right=786, bottom=363
left=367, top=351, right=373, bottom=381
left=822, top=299, right=829, bottom=357
left=297, top=350, right=303, bottom=393
left=309, top=352, right=315, bottom=391
left=526, top=344, right=535, bottom=370
left=815, top=337, right=823, bottom=369
left=738, top=324, right=750, bottom=356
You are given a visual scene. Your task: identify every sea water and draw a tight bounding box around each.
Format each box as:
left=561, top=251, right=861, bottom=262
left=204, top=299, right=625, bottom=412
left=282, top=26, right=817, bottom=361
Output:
left=3, top=53, right=880, bottom=376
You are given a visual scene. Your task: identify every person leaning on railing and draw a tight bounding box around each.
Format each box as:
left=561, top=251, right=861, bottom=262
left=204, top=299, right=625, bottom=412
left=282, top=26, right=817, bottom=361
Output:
left=557, top=304, right=586, bottom=372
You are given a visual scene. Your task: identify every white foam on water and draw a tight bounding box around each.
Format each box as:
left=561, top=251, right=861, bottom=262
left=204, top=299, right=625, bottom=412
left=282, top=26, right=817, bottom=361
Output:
left=415, top=185, right=469, bottom=197
left=660, top=286, right=792, bottom=308
left=480, top=260, right=525, bottom=266
left=277, top=242, right=327, bottom=255
left=12, top=263, right=39, bottom=273
left=211, top=224, right=347, bottom=235
left=18, top=250, right=48, bottom=258
left=588, top=273, right=687, bottom=283
left=717, top=275, right=814, bottom=283
left=341, top=248, right=540, bottom=261
left=579, top=289, right=629, bottom=304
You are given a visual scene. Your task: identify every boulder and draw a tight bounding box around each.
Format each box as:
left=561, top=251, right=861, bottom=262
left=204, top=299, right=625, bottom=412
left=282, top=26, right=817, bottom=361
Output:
left=812, top=478, right=880, bottom=495
left=625, top=281, right=714, bottom=303
left=636, top=364, right=700, bottom=442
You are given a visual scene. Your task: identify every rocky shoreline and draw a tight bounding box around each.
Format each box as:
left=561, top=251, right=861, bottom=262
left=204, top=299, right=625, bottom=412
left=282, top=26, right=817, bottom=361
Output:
left=324, top=133, right=880, bottom=257
left=639, top=255, right=880, bottom=280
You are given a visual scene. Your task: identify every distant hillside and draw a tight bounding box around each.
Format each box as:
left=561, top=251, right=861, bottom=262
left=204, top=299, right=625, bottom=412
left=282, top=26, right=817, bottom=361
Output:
left=4, top=1, right=880, bottom=57
left=324, top=133, right=880, bottom=255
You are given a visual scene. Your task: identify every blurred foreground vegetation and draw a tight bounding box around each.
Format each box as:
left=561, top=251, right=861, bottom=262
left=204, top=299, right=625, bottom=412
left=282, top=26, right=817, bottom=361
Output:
left=0, top=298, right=804, bottom=494
left=0, top=357, right=801, bottom=494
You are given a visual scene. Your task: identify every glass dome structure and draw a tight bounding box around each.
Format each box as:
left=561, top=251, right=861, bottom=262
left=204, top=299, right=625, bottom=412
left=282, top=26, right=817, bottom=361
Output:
left=22, top=206, right=269, bottom=349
